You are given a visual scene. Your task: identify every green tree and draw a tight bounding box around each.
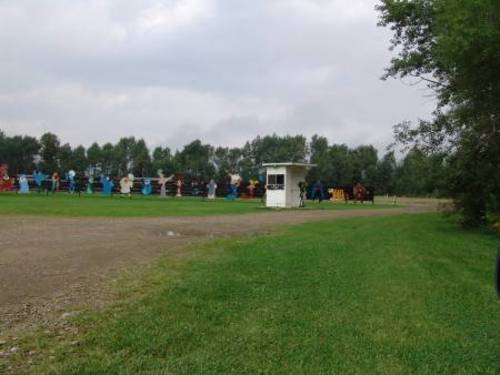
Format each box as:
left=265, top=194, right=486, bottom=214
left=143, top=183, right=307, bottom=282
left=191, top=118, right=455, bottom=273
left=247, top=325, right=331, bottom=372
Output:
left=86, top=142, right=102, bottom=175
left=130, top=139, right=152, bottom=176
left=376, top=151, right=397, bottom=195
left=240, top=134, right=308, bottom=180
left=213, top=147, right=243, bottom=181
left=308, top=135, right=330, bottom=183
left=328, top=144, right=353, bottom=186
left=349, top=145, right=378, bottom=185
left=152, top=146, right=177, bottom=176
left=72, top=145, right=88, bottom=173
left=0, top=131, right=40, bottom=174
left=308, top=139, right=380, bottom=188
left=113, top=137, right=137, bottom=176
left=395, top=148, right=430, bottom=196
left=57, top=143, right=73, bottom=173
left=57, top=143, right=87, bottom=173
left=252, top=134, right=308, bottom=164
left=377, top=0, right=500, bottom=226
left=175, top=140, right=215, bottom=180
left=100, top=143, right=115, bottom=175
left=39, top=132, right=61, bottom=172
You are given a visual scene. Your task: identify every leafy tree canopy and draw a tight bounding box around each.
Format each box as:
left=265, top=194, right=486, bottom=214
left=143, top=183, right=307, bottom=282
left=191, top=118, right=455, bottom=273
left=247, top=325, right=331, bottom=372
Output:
left=377, top=0, right=500, bottom=226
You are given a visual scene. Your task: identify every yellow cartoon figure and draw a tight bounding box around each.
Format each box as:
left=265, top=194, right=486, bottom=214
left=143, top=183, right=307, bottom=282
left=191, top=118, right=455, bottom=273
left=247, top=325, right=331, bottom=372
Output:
left=247, top=179, right=259, bottom=198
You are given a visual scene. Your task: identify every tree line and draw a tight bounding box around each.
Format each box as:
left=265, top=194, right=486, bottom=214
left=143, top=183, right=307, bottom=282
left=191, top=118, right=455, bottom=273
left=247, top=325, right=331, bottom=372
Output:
left=0, top=129, right=448, bottom=197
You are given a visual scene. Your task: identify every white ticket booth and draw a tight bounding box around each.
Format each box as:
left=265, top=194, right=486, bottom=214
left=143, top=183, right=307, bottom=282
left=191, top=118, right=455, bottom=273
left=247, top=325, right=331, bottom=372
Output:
left=263, top=163, right=315, bottom=208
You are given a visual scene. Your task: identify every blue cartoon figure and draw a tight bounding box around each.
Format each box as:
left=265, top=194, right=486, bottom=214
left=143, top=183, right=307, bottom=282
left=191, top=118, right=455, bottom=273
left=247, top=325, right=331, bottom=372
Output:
left=18, top=174, right=30, bottom=194
left=86, top=176, right=95, bottom=194
left=207, top=179, right=217, bottom=199
left=226, top=173, right=241, bottom=201
left=66, top=170, right=76, bottom=194
left=101, top=175, right=114, bottom=196
left=33, top=170, right=47, bottom=192
left=142, top=178, right=152, bottom=195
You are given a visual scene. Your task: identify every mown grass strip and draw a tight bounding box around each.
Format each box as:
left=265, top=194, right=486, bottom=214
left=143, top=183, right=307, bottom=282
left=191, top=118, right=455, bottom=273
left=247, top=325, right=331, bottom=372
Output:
left=8, top=214, right=498, bottom=374
left=0, top=193, right=397, bottom=217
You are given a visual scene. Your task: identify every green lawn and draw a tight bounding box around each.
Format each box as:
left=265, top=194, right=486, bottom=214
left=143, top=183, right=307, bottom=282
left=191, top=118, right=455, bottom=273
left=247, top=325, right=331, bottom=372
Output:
left=0, top=193, right=396, bottom=217
left=16, top=214, right=499, bottom=374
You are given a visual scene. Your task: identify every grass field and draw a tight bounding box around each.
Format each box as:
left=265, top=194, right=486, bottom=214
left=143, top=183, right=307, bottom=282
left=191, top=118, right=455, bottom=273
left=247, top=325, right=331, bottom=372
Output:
left=10, top=214, right=498, bottom=374
left=0, top=192, right=397, bottom=217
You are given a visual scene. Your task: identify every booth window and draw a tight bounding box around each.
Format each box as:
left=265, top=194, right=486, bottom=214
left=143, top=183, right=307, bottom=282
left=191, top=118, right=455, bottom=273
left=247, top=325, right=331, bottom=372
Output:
left=267, top=174, right=285, bottom=190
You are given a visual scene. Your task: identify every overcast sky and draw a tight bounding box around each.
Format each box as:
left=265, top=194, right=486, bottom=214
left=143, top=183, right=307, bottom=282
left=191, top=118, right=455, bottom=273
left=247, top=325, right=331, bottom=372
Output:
left=0, top=0, right=435, bottom=153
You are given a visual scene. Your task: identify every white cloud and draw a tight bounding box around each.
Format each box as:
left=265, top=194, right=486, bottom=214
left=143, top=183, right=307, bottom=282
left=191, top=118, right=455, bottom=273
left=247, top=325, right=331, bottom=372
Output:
left=0, top=0, right=435, bottom=154
left=138, top=0, right=214, bottom=32
left=271, top=0, right=375, bottom=24
left=0, top=83, right=291, bottom=149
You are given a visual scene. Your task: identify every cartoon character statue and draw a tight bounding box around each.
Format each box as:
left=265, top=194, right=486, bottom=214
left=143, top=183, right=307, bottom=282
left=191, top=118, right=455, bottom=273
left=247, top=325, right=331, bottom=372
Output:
left=100, top=175, right=114, bottom=196
left=33, top=170, right=47, bottom=193
left=191, top=180, right=200, bottom=197
left=299, top=181, right=307, bottom=208
left=247, top=179, right=259, bottom=198
left=226, top=173, right=241, bottom=201
left=120, top=173, right=135, bottom=198
left=328, top=188, right=345, bottom=201
left=157, top=169, right=174, bottom=198
left=0, top=164, right=14, bottom=192
left=66, top=170, right=76, bottom=194
left=312, top=180, right=324, bottom=203
left=207, top=179, right=217, bottom=199
left=327, top=188, right=333, bottom=201
left=353, top=182, right=367, bottom=202
left=175, top=175, right=183, bottom=197
left=51, top=172, right=60, bottom=193
left=142, top=178, right=152, bottom=195
left=0, top=164, right=8, bottom=187
left=86, top=176, right=95, bottom=194
left=18, top=174, right=30, bottom=193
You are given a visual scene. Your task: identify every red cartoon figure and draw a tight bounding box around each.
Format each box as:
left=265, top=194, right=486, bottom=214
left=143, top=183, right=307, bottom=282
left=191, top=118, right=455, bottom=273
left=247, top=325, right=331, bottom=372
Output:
left=0, top=164, right=14, bottom=192
left=247, top=179, right=259, bottom=198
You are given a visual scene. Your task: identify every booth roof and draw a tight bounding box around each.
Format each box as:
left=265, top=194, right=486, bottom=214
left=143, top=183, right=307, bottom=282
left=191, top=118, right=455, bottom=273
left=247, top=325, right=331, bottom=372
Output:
left=262, top=162, right=316, bottom=168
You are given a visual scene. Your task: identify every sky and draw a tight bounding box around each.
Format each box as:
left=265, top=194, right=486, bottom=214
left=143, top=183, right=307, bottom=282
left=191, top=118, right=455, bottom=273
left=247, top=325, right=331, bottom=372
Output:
left=0, top=0, right=435, bottom=153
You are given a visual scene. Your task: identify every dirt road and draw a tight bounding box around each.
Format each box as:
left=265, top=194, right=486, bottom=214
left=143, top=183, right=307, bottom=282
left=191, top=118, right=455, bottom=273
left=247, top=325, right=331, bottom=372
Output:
left=0, top=205, right=433, bottom=332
